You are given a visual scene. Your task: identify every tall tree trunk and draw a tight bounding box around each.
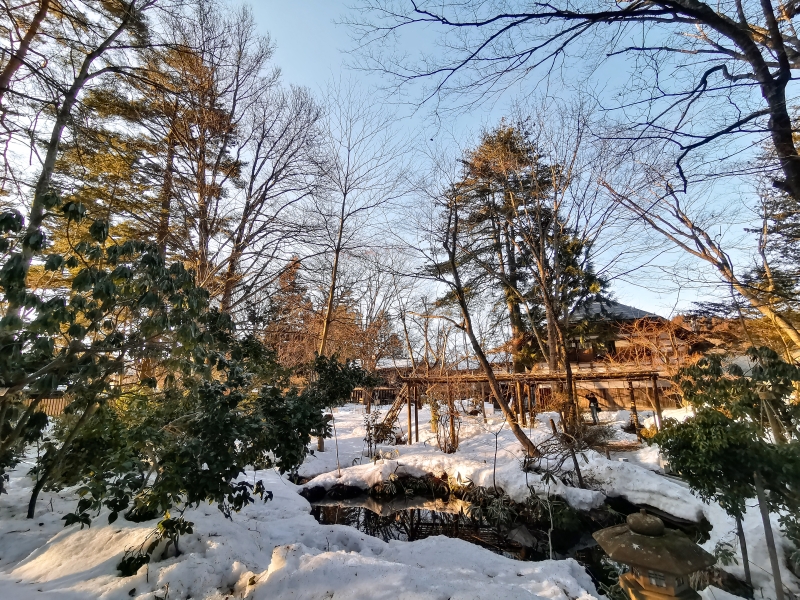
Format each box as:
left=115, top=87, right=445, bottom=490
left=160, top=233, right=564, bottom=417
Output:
left=491, top=217, right=527, bottom=372
left=319, top=247, right=340, bottom=356
left=462, top=304, right=539, bottom=457
left=0, top=0, right=51, bottom=105
left=446, top=208, right=538, bottom=456
left=220, top=245, right=243, bottom=313
left=543, top=299, right=560, bottom=371
left=505, top=293, right=526, bottom=372
left=16, top=7, right=135, bottom=292
left=319, top=201, right=347, bottom=356
left=196, top=143, right=211, bottom=287
left=157, top=128, right=176, bottom=256
left=754, top=470, right=785, bottom=600
left=758, top=75, right=800, bottom=201
left=459, top=300, right=539, bottom=457
left=735, top=513, right=752, bottom=586
left=504, top=224, right=526, bottom=373
left=0, top=396, right=42, bottom=457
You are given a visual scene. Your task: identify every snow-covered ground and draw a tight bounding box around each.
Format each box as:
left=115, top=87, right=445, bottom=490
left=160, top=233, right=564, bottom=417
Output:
left=304, top=404, right=799, bottom=599
left=0, top=403, right=796, bottom=600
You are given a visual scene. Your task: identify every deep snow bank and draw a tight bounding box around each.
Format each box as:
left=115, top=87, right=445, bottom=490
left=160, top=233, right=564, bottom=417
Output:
left=2, top=403, right=798, bottom=600
left=0, top=452, right=600, bottom=600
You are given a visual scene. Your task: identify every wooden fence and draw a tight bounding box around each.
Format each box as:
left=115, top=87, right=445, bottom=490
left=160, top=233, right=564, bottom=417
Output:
left=23, top=396, right=71, bottom=416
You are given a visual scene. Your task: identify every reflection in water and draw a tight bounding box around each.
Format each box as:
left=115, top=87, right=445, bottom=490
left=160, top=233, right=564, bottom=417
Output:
left=310, top=496, right=616, bottom=588
left=310, top=496, right=597, bottom=567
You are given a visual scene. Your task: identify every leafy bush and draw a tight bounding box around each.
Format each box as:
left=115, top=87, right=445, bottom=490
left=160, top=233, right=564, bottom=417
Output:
left=0, top=199, right=374, bottom=572
left=655, top=347, right=800, bottom=578
left=51, top=350, right=369, bottom=571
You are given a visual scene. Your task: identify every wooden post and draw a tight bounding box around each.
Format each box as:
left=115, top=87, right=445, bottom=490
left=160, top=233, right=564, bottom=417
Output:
left=572, top=378, right=580, bottom=429
left=414, top=385, right=419, bottom=442
left=407, top=385, right=413, bottom=446
left=567, top=443, right=585, bottom=489
left=481, top=382, right=487, bottom=423
left=549, top=418, right=558, bottom=435
left=628, top=381, right=640, bottom=436
left=448, top=383, right=456, bottom=451
left=515, top=380, right=525, bottom=426
left=754, top=471, right=784, bottom=600
left=430, top=388, right=438, bottom=434
left=651, top=374, right=663, bottom=430
left=366, top=388, right=371, bottom=414
left=529, top=383, right=536, bottom=425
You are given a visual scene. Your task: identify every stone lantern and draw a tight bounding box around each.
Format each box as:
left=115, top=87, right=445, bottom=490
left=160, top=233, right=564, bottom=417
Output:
left=593, top=510, right=716, bottom=600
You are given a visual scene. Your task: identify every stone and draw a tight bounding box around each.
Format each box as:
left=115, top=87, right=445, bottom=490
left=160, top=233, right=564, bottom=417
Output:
left=298, top=485, right=326, bottom=502
left=627, top=509, right=666, bottom=536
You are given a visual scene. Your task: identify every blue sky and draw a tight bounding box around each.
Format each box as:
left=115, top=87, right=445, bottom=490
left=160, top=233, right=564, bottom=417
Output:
left=252, top=2, right=347, bottom=90
left=250, top=2, right=727, bottom=318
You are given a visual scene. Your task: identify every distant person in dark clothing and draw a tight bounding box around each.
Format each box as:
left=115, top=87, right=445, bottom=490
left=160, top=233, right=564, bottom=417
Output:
left=586, top=392, right=600, bottom=425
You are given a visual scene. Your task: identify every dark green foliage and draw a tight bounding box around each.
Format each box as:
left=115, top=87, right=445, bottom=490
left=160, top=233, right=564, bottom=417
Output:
left=0, top=201, right=216, bottom=481
left=0, top=196, right=373, bottom=572
left=599, top=558, right=630, bottom=600
left=48, top=344, right=371, bottom=575
left=655, top=409, right=764, bottom=517
left=53, top=347, right=369, bottom=524
left=655, top=347, right=800, bottom=556
left=117, top=551, right=151, bottom=577
left=673, top=348, right=800, bottom=436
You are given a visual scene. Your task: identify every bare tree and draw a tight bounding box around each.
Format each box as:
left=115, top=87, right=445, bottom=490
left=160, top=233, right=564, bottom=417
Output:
left=161, top=1, right=277, bottom=293
left=313, top=80, right=409, bottom=356
left=219, top=85, right=322, bottom=313
left=604, top=164, right=800, bottom=352
left=351, top=0, right=800, bottom=202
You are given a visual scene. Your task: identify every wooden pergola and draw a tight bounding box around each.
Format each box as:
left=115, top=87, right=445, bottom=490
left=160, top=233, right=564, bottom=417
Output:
left=391, top=369, right=669, bottom=447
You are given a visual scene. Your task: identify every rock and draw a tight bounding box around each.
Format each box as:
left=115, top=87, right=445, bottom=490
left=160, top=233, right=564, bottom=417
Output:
left=507, top=525, right=537, bottom=548
left=326, top=484, right=364, bottom=500
left=298, top=486, right=326, bottom=502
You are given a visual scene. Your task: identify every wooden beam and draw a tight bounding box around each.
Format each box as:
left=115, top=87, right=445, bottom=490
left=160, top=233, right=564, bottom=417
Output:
left=414, top=385, right=419, bottom=442
left=652, top=374, right=663, bottom=430
left=401, top=369, right=664, bottom=385
left=447, top=383, right=456, bottom=451
left=407, top=385, right=413, bottom=446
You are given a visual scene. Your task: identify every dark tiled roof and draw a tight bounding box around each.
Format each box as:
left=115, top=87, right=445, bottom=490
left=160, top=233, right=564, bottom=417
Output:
left=571, top=300, right=659, bottom=322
